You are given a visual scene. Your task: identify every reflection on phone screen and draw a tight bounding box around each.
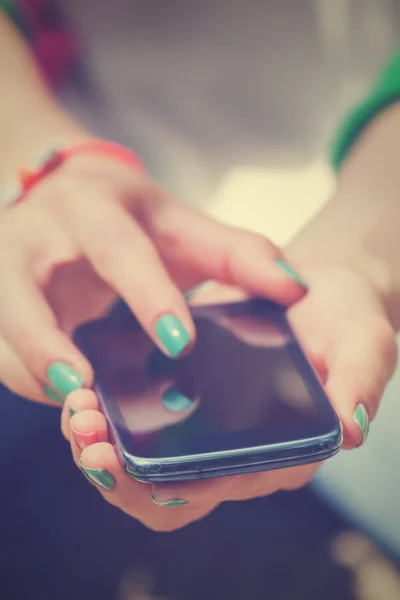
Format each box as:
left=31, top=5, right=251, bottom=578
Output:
left=90, top=301, right=322, bottom=457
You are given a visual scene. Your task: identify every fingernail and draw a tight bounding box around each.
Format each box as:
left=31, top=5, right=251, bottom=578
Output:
left=155, top=315, right=190, bottom=357
left=354, top=403, right=369, bottom=446
left=274, top=258, right=307, bottom=288
left=44, top=385, right=64, bottom=404
left=47, top=362, right=83, bottom=398
left=72, top=427, right=102, bottom=451
left=162, top=386, right=194, bottom=413
left=79, top=460, right=115, bottom=490
left=151, top=492, right=189, bottom=508
left=69, top=407, right=77, bottom=417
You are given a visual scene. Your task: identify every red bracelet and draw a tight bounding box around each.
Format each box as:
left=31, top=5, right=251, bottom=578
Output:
left=0, top=140, right=145, bottom=206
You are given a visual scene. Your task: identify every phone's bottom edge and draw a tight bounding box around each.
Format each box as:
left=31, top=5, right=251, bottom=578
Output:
left=125, top=446, right=341, bottom=484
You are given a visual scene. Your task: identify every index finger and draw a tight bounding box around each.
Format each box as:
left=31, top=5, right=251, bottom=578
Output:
left=144, top=198, right=308, bottom=305
left=70, top=197, right=196, bottom=358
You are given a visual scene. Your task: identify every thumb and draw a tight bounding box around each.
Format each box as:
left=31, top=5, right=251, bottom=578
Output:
left=325, top=315, right=397, bottom=449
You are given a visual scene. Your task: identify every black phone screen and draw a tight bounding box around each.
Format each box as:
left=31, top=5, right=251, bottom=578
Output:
left=76, top=299, right=338, bottom=459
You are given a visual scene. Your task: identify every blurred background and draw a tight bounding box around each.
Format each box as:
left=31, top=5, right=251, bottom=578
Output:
left=2, top=0, right=400, bottom=598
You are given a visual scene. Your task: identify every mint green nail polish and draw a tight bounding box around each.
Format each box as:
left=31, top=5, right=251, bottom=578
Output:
left=151, top=493, right=188, bottom=508
left=274, top=258, right=307, bottom=288
left=47, top=362, right=82, bottom=398
left=354, top=403, right=369, bottom=445
left=162, top=387, right=194, bottom=413
left=155, top=315, right=190, bottom=357
left=44, top=385, right=64, bottom=404
left=79, top=461, right=115, bottom=490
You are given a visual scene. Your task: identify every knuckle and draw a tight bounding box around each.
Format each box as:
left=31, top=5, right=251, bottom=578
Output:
left=240, top=231, right=275, bottom=253
left=373, top=319, right=398, bottom=371
left=223, top=232, right=275, bottom=281
left=147, top=201, right=185, bottom=253
left=221, top=243, right=243, bottom=282
left=136, top=182, right=166, bottom=219
left=88, top=224, right=135, bottom=268
left=19, top=336, right=45, bottom=375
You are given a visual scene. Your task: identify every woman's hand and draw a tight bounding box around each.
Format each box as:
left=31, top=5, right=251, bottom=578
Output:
left=0, top=152, right=305, bottom=403
left=61, top=264, right=397, bottom=531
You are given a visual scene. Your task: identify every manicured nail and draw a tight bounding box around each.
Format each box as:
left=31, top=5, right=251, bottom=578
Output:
left=151, top=493, right=189, bottom=508
left=44, top=385, right=64, bottom=404
left=47, top=362, right=83, bottom=398
left=274, top=258, right=307, bottom=288
left=79, top=460, right=115, bottom=490
left=162, top=387, right=194, bottom=413
left=155, top=315, right=190, bottom=357
left=354, top=403, right=369, bottom=446
left=69, top=407, right=77, bottom=417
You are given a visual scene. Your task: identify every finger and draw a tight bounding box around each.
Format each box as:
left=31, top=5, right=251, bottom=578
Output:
left=77, top=442, right=122, bottom=498
left=0, top=267, right=92, bottom=401
left=68, top=409, right=146, bottom=504
left=142, top=196, right=307, bottom=305
left=273, top=463, right=320, bottom=491
left=218, top=463, right=319, bottom=502
left=73, top=200, right=195, bottom=358
left=70, top=409, right=109, bottom=451
left=61, top=389, right=99, bottom=440
left=217, top=471, right=280, bottom=502
left=69, top=410, right=235, bottom=531
left=325, top=316, right=397, bottom=449
left=69, top=388, right=99, bottom=414
left=0, top=336, right=52, bottom=403
left=151, top=461, right=319, bottom=508
left=74, top=440, right=207, bottom=531
left=67, top=396, right=226, bottom=526
left=221, top=471, right=280, bottom=501
left=151, top=475, right=237, bottom=508
left=76, top=441, right=150, bottom=512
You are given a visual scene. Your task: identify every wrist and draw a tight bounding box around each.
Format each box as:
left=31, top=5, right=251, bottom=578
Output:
left=0, top=138, right=145, bottom=209
left=0, top=103, right=92, bottom=183
left=287, top=103, right=400, bottom=330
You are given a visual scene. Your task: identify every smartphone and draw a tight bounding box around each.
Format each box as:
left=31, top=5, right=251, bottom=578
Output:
left=75, top=298, right=342, bottom=483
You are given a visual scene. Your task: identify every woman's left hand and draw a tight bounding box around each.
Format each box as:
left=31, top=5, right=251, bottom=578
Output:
left=61, top=263, right=397, bottom=531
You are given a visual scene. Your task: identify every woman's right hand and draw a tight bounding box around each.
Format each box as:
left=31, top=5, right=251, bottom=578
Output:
left=0, top=147, right=305, bottom=404
left=60, top=263, right=397, bottom=532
